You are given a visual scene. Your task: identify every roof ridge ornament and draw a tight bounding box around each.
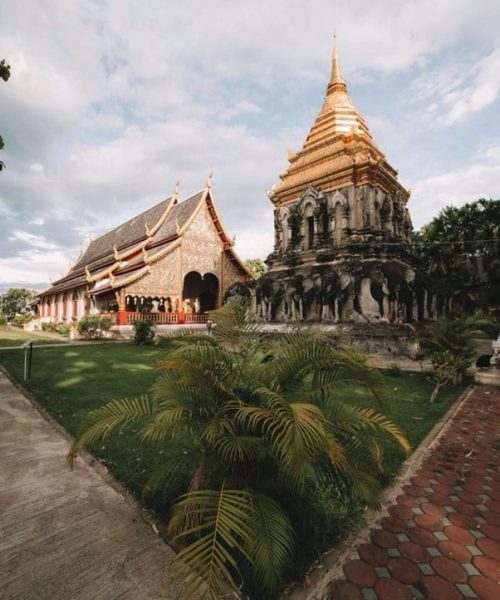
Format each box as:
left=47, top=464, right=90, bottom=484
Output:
left=327, top=34, right=347, bottom=95
left=206, top=171, right=213, bottom=190
left=173, top=179, right=180, bottom=204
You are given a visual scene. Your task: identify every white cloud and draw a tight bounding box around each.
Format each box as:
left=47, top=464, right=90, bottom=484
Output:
left=8, top=229, right=60, bottom=251
left=0, top=248, right=74, bottom=288
left=443, top=48, right=500, bottom=124
left=413, top=47, right=500, bottom=126
left=410, top=144, right=500, bottom=227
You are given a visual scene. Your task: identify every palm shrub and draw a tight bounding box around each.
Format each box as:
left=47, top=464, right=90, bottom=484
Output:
left=419, top=312, right=492, bottom=401
left=68, top=297, right=409, bottom=599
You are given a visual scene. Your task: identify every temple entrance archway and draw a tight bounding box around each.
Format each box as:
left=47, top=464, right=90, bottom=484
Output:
left=182, top=271, right=219, bottom=313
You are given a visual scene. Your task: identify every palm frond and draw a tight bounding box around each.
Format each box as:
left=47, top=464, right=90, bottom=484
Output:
left=209, top=296, right=263, bottom=351
left=167, top=487, right=256, bottom=599
left=246, top=492, right=294, bottom=591
left=168, top=486, right=293, bottom=599
left=143, top=444, right=202, bottom=498
left=325, top=401, right=410, bottom=455
left=238, top=388, right=330, bottom=493
left=344, top=467, right=383, bottom=509
left=67, top=395, right=157, bottom=468
left=214, top=434, right=269, bottom=463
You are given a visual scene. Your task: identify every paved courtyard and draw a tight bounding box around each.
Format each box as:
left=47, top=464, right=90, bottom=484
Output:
left=326, top=384, right=500, bottom=600
left=0, top=371, right=178, bottom=600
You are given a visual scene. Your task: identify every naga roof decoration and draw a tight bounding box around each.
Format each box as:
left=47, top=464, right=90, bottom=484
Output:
left=268, top=39, right=409, bottom=206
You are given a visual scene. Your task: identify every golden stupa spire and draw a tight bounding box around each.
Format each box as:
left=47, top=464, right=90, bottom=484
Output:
left=327, top=34, right=347, bottom=94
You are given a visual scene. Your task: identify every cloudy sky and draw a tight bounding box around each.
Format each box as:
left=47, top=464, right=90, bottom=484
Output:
left=1, top=0, right=499, bottom=291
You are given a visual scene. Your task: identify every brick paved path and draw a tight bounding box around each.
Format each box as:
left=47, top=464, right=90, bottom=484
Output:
left=327, top=385, right=500, bottom=600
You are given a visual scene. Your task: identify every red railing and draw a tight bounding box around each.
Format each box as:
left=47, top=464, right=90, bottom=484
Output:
left=125, top=312, right=179, bottom=325
left=185, top=314, right=208, bottom=324
left=115, top=311, right=209, bottom=326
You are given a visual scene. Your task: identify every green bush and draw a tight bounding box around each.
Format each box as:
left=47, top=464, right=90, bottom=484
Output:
left=41, top=321, right=75, bottom=336
left=77, top=315, right=113, bottom=339
left=133, top=319, right=155, bottom=345
left=0, top=314, right=7, bottom=326
left=12, top=314, right=34, bottom=327
left=55, top=322, right=71, bottom=336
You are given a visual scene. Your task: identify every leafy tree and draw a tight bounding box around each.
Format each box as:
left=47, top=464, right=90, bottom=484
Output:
left=244, top=258, right=268, bottom=280
left=68, top=297, right=408, bottom=599
left=1, top=288, right=35, bottom=315
left=414, top=199, right=500, bottom=315
left=0, top=59, right=11, bottom=171
left=419, top=312, right=492, bottom=402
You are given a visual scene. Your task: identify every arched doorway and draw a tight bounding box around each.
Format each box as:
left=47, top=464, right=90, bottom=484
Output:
left=182, top=271, right=219, bottom=313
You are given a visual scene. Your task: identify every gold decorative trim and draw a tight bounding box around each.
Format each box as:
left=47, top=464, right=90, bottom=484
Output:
left=111, top=265, right=151, bottom=289
left=86, top=263, right=119, bottom=283
left=114, top=238, right=149, bottom=261
left=144, top=238, right=182, bottom=265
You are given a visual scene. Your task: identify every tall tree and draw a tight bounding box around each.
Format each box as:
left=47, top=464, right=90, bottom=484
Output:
left=414, top=199, right=500, bottom=314
left=1, top=288, right=35, bottom=315
left=244, top=258, right=268, bottom=279
left=0, top=59, right=11, bottom=171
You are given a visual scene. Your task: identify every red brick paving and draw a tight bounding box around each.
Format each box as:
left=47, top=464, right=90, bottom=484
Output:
left=437, top=540, right=472, bottom=563
left=477, top=538, right=500, bottom=560
left=470, top=576, right=499, bottom=600
left=326, top=385, right=500, bottom=599
left=344, top=559, right=377, bottom=587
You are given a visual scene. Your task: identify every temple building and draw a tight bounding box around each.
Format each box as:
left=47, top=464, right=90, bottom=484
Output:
left=230, top=41, right=443, bottom=323
left=37, top=178, right=249, bottom=326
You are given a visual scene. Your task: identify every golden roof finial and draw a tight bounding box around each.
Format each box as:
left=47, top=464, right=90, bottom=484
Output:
left=207, top=171, right=213, bottom=189
left=328, top=34, right=347, bottom=94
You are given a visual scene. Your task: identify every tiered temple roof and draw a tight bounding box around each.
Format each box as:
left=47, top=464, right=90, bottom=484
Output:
left=40, top=180, right=246, bottom=297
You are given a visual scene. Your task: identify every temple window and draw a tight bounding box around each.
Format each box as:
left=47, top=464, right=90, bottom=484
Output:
left=306, top=215, right=315, bottom=249
left=282, top=217, right=289, bottom=250
left=374, top=201, right=381, bottom=229
left=335, top=203, right=342, bottom=246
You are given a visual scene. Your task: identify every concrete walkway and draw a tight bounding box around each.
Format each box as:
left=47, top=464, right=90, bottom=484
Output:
left=0, top=371, right=179, bottom=600
left=322, top=384, right=500, bottom=600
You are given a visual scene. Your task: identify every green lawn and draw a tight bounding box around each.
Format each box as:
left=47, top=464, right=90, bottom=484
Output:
left=0, top=343, right=468, bottom=518
left=0, top=325, right=67, bottom=347
left=333, top=374, right=468, bottom=484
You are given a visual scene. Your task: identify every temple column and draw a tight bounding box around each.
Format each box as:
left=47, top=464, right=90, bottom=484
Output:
left=77, top=295, right=84, bottom=319
left=116, top=289, right=127, bottom=325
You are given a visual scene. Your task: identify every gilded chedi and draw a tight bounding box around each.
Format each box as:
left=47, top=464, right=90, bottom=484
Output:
left=228, top=41, right=446, bottom=324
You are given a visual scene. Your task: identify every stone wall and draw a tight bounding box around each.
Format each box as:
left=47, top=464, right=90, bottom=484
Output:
left=261, top=322, right=420, bottom=359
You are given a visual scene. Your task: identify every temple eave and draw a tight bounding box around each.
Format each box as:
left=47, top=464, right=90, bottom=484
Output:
left=273, top=160, right=409, bottom=204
